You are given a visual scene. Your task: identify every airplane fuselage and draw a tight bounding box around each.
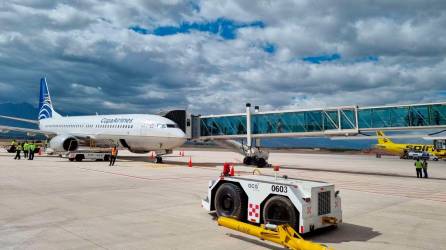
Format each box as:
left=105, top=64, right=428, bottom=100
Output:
left=376, top=143, right=446, bottom=158
left=39, top=114, right=186, bottom=152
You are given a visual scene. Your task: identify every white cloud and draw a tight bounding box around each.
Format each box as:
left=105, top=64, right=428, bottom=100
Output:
left=0, top=0, right=445, bottom=115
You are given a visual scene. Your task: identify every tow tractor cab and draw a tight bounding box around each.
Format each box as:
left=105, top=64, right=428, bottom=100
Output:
left=202, top=170, right=342, bottom=234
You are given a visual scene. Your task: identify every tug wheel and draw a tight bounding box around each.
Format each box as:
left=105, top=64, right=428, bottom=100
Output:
left=215, top=183, right=245, bottom=220
left=263, top=196, right=298, bottom=229
left=75, top=155, right=83, bottom=162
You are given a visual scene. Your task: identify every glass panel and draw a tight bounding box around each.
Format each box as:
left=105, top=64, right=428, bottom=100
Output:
left=323, top=111, right=338, bottom=130
left=305, top=111, right=323, bottom=132
left=430, top=104, right=446, bottom=125
left=201, top=104, right=446, bottom=137
left=358, top=109, right=372, bottom=128
left=200, top=116, right=246, bottom=136
left=341, top=110, right=355, bottom=129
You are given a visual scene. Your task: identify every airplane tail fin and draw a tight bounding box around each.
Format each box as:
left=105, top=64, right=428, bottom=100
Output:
left=376, top=130, right=393, bottom=144
left=38, top=77, right=61, bottom=120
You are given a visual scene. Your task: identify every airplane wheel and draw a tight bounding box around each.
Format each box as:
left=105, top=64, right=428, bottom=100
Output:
left=215, top=183, right=246, bottom=220
left=155, top=156, right=163, bottom=164
left=263, top=196, right=298, bottom=229
left=243, top=156, right=252, bottom=165
left=256, top=158, right=267, bottom=168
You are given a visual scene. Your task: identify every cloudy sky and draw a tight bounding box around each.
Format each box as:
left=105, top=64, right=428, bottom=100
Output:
left=1, top=0, right=446, bottom=115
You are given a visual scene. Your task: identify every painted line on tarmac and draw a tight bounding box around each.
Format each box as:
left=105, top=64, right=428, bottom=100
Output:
left=78, top=167, right=216, bottom=182
left=280, top=165, right=446, bottom=181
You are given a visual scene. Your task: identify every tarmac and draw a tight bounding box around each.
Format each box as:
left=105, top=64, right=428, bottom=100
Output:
left=1, top=148, right=446, bottom=250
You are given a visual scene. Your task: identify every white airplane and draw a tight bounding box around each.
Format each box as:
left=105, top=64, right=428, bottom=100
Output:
left=0, top=78, right=186, bottom=163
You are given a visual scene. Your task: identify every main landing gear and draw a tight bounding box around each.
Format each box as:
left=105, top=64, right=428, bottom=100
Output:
left=243, top=156, right=267, bottom=168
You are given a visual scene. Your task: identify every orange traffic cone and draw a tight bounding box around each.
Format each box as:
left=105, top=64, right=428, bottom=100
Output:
left=230, top=165, right=235, bottom=176
left=150, top=152, right=154, bottom=159
left=38, top=148, right=42, bottom=156
left=188, top=156, right=193, bottom=168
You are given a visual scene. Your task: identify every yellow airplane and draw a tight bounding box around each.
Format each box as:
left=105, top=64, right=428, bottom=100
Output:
left=375, top=131, right=446, bottom=158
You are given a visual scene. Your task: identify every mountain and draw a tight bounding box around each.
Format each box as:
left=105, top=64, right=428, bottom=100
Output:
left=260, top=137, right=374, bottom=150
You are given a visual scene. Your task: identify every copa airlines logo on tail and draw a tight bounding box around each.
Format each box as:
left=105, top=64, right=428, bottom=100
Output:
left=38, top=78, right=53, bottom=120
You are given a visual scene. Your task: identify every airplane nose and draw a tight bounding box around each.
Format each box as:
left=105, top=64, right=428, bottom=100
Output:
left=172, top=129, right=187, bottom=147
left=176, top=129, right=186, bottom=138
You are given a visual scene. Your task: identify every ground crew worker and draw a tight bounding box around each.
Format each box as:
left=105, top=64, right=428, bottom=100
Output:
left=9, top=139, right=17, bottom=153
left=29, top=141, right=36, bottom=160
left=415, top=158, right=423, bottom=178
left=14, top=143, right=22, bottom=160
left=23, top=141, right=29, bottom=158
left=109, top=146, right=118, bottom=166
left=422, top=159, right=428, bottom=178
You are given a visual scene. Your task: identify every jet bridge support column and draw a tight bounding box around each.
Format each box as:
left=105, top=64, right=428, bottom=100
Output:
left=246, top=103, right=252, bottom=148
left=254, top=105, right=260, bottom=147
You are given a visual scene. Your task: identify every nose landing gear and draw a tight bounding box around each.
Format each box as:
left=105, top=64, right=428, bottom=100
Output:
left=155, top=156, right=163, bottom=163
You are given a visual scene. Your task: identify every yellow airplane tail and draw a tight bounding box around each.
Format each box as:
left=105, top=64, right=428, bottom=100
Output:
left=376, top=131, right=393, bottom=144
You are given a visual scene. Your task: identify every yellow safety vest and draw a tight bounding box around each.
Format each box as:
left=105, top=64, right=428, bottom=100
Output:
left=415, top=161, right=423, bottom=169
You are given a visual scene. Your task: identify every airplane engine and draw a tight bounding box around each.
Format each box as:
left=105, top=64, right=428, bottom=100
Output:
left=49, top=135, right=79, bottom=152
left=119, top=139, right=150, bottom=153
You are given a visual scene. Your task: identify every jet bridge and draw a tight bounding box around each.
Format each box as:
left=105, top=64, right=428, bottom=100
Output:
left=197, top=102, right=446, bottom=139
left=165, top=102, right=446, bottom=167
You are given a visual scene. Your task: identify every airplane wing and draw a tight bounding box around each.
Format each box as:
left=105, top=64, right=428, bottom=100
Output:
left=0, top=115, right=39, bottom=124
left=0, top=125, right=55, bottom=137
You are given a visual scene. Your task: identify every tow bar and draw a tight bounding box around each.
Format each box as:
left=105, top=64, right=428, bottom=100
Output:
left=218, top=217, right=333, bottom=250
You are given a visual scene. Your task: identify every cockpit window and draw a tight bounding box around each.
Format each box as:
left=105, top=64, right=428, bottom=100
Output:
left=166, top=124, right=176, bottom=128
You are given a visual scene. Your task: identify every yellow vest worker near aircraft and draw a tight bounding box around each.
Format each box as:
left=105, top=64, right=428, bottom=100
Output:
left=375, top=131, right=446, bottom=159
